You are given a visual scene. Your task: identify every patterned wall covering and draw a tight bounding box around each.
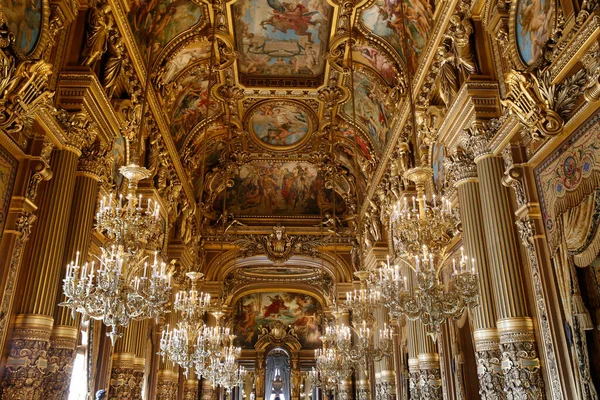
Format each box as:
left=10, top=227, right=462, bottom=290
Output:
left=535, top=109, right=600, bottom=262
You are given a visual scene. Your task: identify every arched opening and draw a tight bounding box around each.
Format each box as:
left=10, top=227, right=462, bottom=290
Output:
left=265, top=348, right=291, bottom=400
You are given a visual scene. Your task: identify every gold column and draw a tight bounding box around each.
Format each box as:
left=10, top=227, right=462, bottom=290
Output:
left=447, top=150, right=503, bottom=399
left=466, top=127, right=545, bottom=398
left=2, top=147, right=80, bottom=399
left=43, top=145, right=104, bottom=399
left=157, top=311, right=179, bottom=400
left=416, top=323, right=442, bottom=400
left=374, top=308, right=395, bottom=400
left=355, top=370, right=370, bottom=400
left=133, top=319, right=149, bottom=399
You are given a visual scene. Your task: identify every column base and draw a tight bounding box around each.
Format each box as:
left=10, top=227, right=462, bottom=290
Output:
left=41, top=325, right=79, bottom=400
left=408, top=358, right=420, bottom=400
left=498, top=318, right=545, bottom=399
left=183, top=379, right=199, bottom=400
left=108, top=353, right=136, bottom=399
left=356, top=378, right=370, bottom=400
left=132, top=357, right=145, bottom=399
left=339, top=377, right=353, bottom=400
left=1, top=314, right=53, bottom=400
left=418, top=353, right=442, bottom=400
left=474, top=329, right=505, bottom=400
left=201, top=377, right=217, bottom=400
left=157, top=369, right=178, bottom=400
left=375, top=370, right=396, bottom=400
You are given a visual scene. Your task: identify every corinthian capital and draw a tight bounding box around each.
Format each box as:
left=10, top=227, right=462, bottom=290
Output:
left=445, top=147, right=477, bottom=184
left=55, top=110, right=98, bottom=153
left=460, top=120, right=500, bottom=160
left=78, top=141, right=111, bottom=180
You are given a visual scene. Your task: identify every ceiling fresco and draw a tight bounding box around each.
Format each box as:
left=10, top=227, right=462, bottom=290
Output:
left=246, top=100, right=316, bottom=149
left=358, top=0, right=434, bottom=71
left=116, top=0, right=446, bottom=234
left=128, top=0, right=205, bottom=58
left=231, top=0, right=334, bottom=86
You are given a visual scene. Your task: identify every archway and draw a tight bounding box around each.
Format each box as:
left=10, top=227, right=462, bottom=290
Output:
left=265, top=348, right=291, bottom=400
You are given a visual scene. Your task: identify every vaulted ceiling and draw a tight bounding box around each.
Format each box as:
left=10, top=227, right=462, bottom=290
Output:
left=109, top=0, right=442, bottom=288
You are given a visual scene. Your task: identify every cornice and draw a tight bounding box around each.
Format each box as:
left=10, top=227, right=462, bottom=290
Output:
left=548, top=13, right=600, bottom=83
left=437, top=81, right=502, bottom=150
left=55, top=70, right=121, bottom=145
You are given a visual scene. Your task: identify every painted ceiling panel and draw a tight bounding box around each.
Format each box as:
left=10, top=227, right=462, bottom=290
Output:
left=232, top=0, right=334, bottom=86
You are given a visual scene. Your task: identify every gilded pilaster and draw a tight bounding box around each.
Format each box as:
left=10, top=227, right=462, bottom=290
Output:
left=464, top=125, right=545, bottom=399
left=2, top=146, right=81, bottom=399
left=44, top=144, right=104, bottom=399
left=447, top=150, right=504, bottom=399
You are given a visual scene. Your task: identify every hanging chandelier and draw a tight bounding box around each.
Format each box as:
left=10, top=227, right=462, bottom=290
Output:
left=377, top=167, right=479, bottom=340
left=159, top=272, right=211, bottom=377
left=62, top=165, right=171, bottom=344
left=205, top=342, right=246, bottom=393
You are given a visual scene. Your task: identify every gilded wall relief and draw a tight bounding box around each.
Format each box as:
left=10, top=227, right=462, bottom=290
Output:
left=359, top=0, right=433, bottom=71
left=127, top=0, right=204, bottom=57
left=233, top=292, right=322, bottom=349
left=512, top=0, right=554, bottom=67
left=112, top=132, right=127, bottom=187
left=341, top=69, right=394, bottom=153
left=0, top=145, right=17, bottom=243
left=247, top=100, right=314, bottom=149
left=334, top=141, right=369, bottom=203
left=232, top=0, right=333, bottom=86
left=215, top=160, right=345, bottom=216
left=169, top=68, right=220, bottom=149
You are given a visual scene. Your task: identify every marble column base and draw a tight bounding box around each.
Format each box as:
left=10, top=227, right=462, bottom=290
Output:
left=418, top=353, right=442, bottom=400
left=183, top=379, right=199, bottom=400
left=1, top=315, right=53, bottom=400
left=42, top=325, right=79, bottom=400
left=474, top=329, right=505, bottom=400
left=498, top=318, right=545, bottom=400
left=157, top=369, right=178, bottom=400
left=108, top=353, right=136, bottom=400
left=355, top=378, right=370, bottom=400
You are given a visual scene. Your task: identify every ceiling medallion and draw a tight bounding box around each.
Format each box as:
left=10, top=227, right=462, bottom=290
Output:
left=245, top=100, right=316, bottom=151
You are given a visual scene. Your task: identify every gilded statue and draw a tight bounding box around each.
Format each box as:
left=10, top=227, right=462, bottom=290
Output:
left=102, top=29, right=124, bottom=98
left=80, top=1, right=113, bottom=66
left=437, top=43, right=460, bottom=108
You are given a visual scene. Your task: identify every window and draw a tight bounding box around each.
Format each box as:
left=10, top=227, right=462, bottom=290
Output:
left=68, top=324, right=89, bottom=400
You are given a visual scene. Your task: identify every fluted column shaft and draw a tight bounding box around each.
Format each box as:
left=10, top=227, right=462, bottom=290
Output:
left=158, top=311, right=179, bottom=400
left=374, top=308, right=395, bottom=400
left=337, top=312, right=354, bottom=400
left=475, top=153, right=545, bottom=398
left=406, top=320, right=420, bottom=400
left=454, top=174, right=504, bottom=399
left=2, top=148, right=80, bottom=399
left=43, top=166, right=101, bottom=399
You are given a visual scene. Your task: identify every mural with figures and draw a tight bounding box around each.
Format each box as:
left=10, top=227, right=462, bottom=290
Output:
left=215, top=160, right=345, bottom=215
left=249, top=101, right=312, bottom=148
left=352, top=43, right=398, bottom=86
left=342, top=70, right=394, bottom=153
left=169, top=69, right=220, bottom=149
left=161, top=39, right=211, bottom=83
left=128, top=0, right=203, bottom=55
left=360, top=0, right=433, bottom=71
left=234, top=292, right=322, bottom=349
left=516, top=0, right=553, bottom=66
left=0, top=146, right=17, bottom=244
left=1, top=0, right=42, bottom=55
left=232, top=0, right=333, bottom=79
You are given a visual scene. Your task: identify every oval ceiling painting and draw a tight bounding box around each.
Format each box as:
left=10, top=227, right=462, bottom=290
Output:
left=2, top=0, right=43, bottom=56
left=515, top=0, right=553, bottom=66
left=248, top=101, right=313, bottom=149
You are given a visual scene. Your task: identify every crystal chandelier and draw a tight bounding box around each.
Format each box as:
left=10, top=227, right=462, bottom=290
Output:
left=378, top=167, right=479, bottom=340
left=61, top=164, right=171, bottom=344
left=206, top=342, right=246, bottom=393
left=159, top=272, right=211, bottom=377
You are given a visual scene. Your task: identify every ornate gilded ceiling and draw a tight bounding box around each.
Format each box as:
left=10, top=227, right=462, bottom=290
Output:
left=100, top=0, right=451, bottom=287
